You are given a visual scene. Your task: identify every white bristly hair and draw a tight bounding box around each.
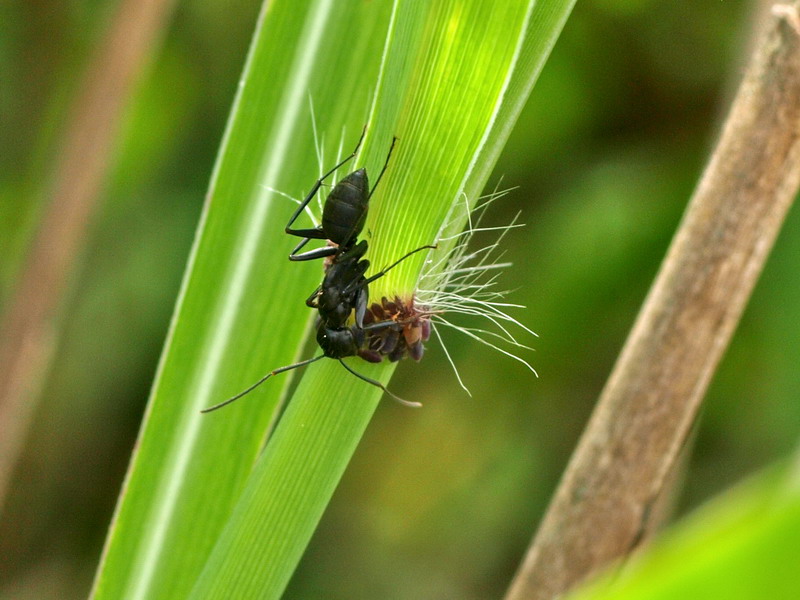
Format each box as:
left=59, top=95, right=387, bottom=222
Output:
left=415, top=184, right=537, bottom=396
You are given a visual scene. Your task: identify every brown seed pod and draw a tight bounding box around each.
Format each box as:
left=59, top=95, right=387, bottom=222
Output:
left=362, top=295, right=433, bottom=362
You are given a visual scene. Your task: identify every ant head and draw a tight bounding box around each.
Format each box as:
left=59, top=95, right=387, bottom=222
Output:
left=316, top=323, right=362, bottom=358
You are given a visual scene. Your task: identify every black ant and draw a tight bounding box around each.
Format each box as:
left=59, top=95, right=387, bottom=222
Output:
left=310, top=241, right=435, bottom=356
left=284, top=126, right=393, bottom=262
left=201, top=243, right=432, bottom=412
left=202, top=132, right=434, bottom=413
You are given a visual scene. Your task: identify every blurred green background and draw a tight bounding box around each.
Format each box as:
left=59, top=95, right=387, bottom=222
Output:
left=2, top=1, right=798, bottom=598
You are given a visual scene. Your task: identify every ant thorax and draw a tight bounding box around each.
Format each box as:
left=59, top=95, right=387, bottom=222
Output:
left=323, top=240, right=339, bottom=270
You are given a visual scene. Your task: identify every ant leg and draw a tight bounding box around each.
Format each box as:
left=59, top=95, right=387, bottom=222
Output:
left=305, top=285, right=322, bottom=308
left=362, top=319, right=402, bottom=333
left=287, top=227, right=328, bottom=243
left=361, top=315, right=423, bottom=335
left=354, top=286, right=368, bottom=328
left=288, top=215, right=369, bottom=260
left=368, top=136, right=398, bottom=199
left=289, top=244, right=339, bottom=262
left=286, top=125, right=367, bottom=236
left=201, top=355, right=325, bottom=413
left=330, top=249, right=370, bottom=325
left=335, top=239, right=369, bottom=262
left=292, top=236, right=313, bottom=255
left=352, top=244, right=437, bottom=291
left=337, top=359, right=421, bottom=407
left=288, top=235, right=319, bottom=261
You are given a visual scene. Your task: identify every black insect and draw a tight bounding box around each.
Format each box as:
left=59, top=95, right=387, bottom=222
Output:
left=202, top=131, right=434, bottom=413
left=308, top=241, right=435, bottom=360
left=284, top=126, right=394, bottom=262
left=202, top=242, right=432, bottom=413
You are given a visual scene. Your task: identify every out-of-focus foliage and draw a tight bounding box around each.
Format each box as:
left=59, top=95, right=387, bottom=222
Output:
left=568, top=462, right=800, bottom=600
left=3, top=1, right=798, bottom=599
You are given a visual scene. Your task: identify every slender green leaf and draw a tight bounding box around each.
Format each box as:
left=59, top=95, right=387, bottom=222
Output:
left=92, top=1, right=393, bottom=598
left=189, top=1, right=577, bottom=598
left=94, top=0, right=577, bottom=597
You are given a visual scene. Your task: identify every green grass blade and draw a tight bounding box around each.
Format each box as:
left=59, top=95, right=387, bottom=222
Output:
left=189, top=1, right=577, bottom=597
left=190, top=360, right=380, bottom=598
left=91, top=1, right=393, bottom=598
left=463, top=0, right=579, bottom=201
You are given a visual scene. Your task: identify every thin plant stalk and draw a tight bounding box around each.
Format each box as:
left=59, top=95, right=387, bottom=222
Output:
left=506, top=4, right=800, bottom=599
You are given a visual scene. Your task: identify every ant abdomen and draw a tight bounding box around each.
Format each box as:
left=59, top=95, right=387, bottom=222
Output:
left=322, top=168, right=369, bottom=246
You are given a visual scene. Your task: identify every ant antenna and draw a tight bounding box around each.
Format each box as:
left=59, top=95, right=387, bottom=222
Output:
left=338, top=359, right=422, bottom=408
left=201, top=355, right=325, bottom=413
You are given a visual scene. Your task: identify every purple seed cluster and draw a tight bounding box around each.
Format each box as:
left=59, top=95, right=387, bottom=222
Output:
left=361, top=296, right=432, bottom=363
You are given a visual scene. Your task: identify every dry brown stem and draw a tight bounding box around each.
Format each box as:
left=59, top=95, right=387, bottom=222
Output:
left=506, top=4, right=800, bottom=599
